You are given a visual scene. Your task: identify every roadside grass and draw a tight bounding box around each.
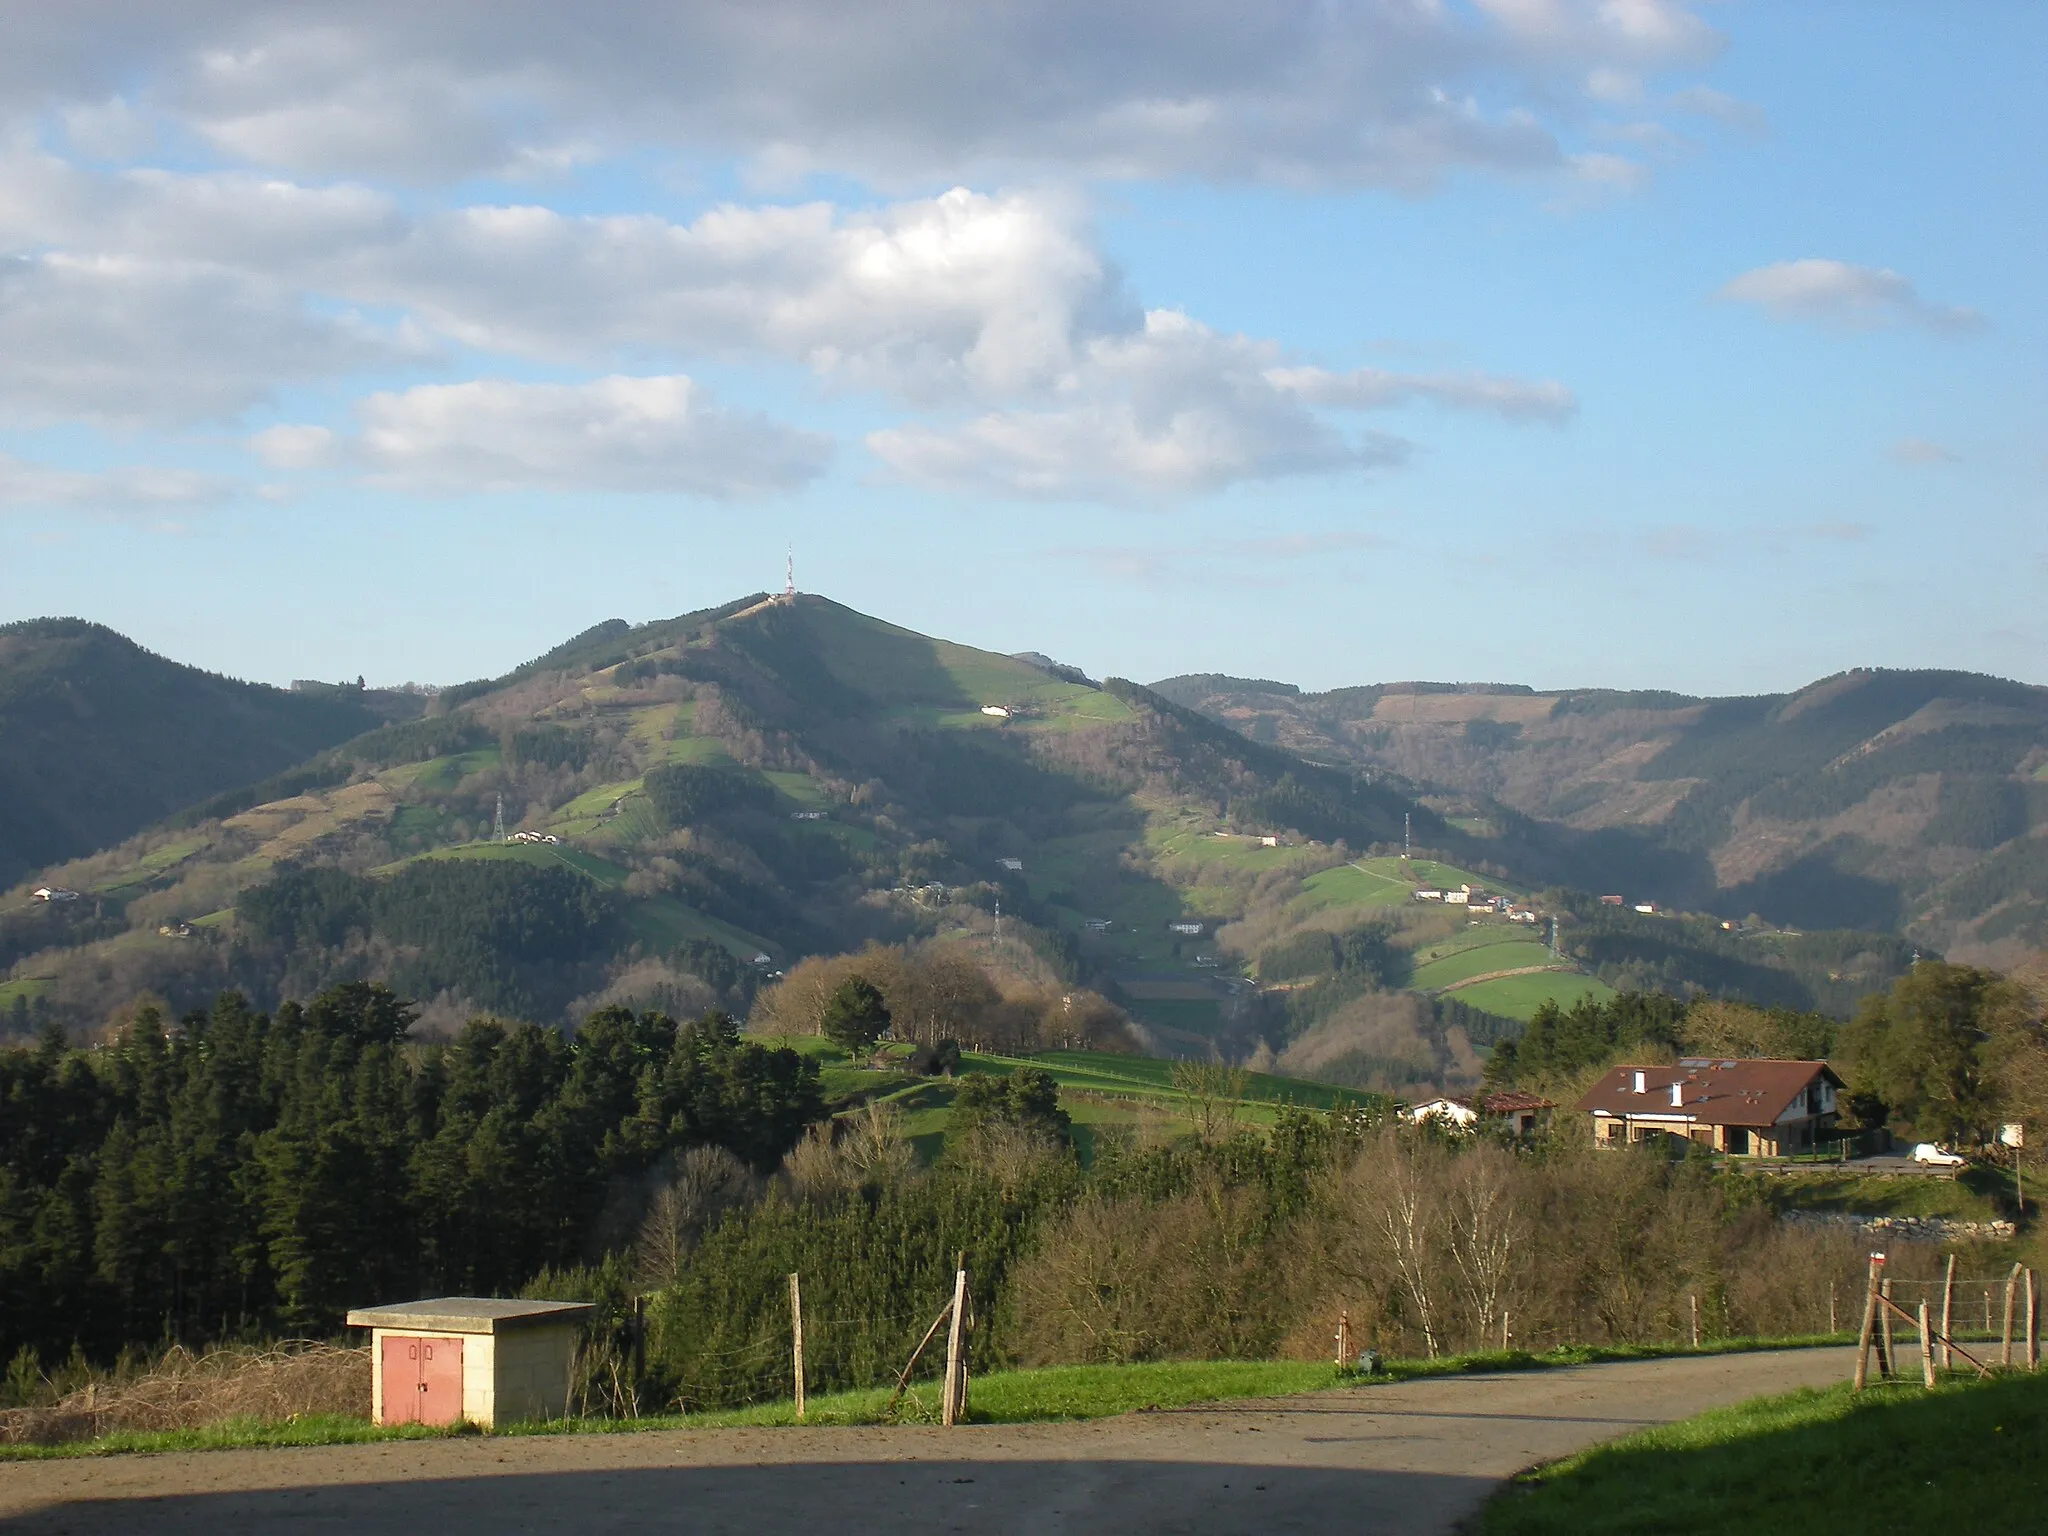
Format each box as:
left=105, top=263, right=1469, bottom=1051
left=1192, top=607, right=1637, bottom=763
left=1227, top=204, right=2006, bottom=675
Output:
left=1, top=1338, right=1867, bottom=1460
left=1479, top=1370, right=2048, bottom=1535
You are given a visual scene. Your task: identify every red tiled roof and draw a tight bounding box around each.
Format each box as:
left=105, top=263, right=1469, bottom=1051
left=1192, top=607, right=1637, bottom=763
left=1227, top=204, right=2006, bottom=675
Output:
left=1479, top=1091, right=1554, bottom=1114
left=1574, top=1059, right=1842, bottom=1128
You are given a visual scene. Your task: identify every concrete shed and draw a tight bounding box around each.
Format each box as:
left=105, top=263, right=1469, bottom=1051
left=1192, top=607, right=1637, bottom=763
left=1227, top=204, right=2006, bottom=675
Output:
left=346, top=1297, right=593, bottom=1427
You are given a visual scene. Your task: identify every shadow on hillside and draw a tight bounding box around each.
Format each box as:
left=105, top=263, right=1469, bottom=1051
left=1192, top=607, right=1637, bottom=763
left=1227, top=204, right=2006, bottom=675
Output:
left=0, top=1456, right=1495, bottom=1536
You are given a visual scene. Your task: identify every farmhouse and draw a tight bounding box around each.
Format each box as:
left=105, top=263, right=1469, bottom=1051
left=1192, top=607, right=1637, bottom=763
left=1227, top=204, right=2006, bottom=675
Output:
left=1578, top=1059, right=1843, bottom=1156
left=31, top=887, right=80, bottom=903
left=1412, top=888, right=1445, bottom=902
left=1403, top=1097, right=1479, bottom=1130
left=980, top=704, right=1012, bottom=718
left=1168, top=920, right=1205, bottom=935
left=1403, top=1091, right=1554, bottom=1135
left=1598, top=894, right=1625, bottom=906
left=1084, top=918, right=1112, bottom=932
left=1480, top=1090, right=1554, bottom=1135
left=997, top=858, right=1024, bottom=872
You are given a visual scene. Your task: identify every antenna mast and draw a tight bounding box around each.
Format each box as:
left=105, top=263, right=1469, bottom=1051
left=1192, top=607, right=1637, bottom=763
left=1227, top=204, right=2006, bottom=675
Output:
left=1403, top=812, right=1411, bottom=861
left=493, top=793, right=506, bottom=843
left=784, top=544, right=796, bottom=600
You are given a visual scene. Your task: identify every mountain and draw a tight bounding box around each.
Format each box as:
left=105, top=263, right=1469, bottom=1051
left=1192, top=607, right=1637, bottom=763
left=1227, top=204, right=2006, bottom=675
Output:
left=1149, top=668, right=2048, bottom=964
left=0, top=619, right=402, bottom=888
left=0, top=598, right=1926, bottom=1095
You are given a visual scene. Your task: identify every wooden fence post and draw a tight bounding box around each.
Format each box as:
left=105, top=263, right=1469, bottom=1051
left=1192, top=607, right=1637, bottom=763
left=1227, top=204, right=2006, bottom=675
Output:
left=2028, top=1269, right=2039, bottom=1372
left=1918, top=1302, right=1936, bottom=1389
left=1829, top=1280, right=1837, bottom=1336
left=942, top=1265, right=968, bottom=1426
left=1336, top=1310, right=1351, bottom=1367
left=788, top=1272, right=805, bottom=1422
left=2003, top=1262, right=2022, bottom=1366
left=1853, top=1253, right=1884, bottom=1392
left=1878, top=1278, right=1896, bottom=1378
left=1939, top=1254, right=1956, bottom=1371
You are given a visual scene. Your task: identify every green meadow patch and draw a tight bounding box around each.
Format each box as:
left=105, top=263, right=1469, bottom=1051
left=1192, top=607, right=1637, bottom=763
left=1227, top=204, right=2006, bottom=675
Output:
left=1481, top=1371, right=2048, bottom=1535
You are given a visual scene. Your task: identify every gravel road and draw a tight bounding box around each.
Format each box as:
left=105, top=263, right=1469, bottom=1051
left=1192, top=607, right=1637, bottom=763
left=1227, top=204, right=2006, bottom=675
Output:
left=0, top=1348, right=1855, bottom=1535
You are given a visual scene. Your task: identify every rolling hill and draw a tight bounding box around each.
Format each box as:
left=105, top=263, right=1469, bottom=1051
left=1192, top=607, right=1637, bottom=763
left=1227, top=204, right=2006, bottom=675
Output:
left=0, top=597, right=1926, bottom=1096
left=1151, top=668, right=2048, bottom=966
left=0, top=619, right=401, bottom=887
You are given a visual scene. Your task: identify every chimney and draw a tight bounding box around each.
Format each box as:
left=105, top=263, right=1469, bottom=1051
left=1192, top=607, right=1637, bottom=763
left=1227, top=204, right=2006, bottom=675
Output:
left=1632, top=1070, right=1646, bottom=1094
left=1670, top=1081, right=1684, bottom=1108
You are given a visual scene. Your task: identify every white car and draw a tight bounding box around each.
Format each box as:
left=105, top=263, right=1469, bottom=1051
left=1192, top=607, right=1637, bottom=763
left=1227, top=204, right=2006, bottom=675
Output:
left=1910, top=1142, right=1967, bottom=1167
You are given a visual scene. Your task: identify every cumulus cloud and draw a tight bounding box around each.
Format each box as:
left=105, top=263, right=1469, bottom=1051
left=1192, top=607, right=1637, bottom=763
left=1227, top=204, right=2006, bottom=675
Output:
left=1717, top=259, right=1983, bottom=331
left=0, top=1, right=1723, bottom=190
left=347, top=189, right=1131, bottom=399
left=868, top=311, right=1413, bottom=498
left=0, top=452, right=230, bottom=508
left=288, top=375, right=833, bottom=496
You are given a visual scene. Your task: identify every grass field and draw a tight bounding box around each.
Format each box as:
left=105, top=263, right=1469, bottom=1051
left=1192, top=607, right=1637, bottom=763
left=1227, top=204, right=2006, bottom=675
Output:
left=1480, top=1371, right=2048, bottom=1535
left=1451, top=971, right=1615, bottom=1020
left=1294, top=856, right=1516, bottom=916
left=1410, top=941, right=1561, bottom=991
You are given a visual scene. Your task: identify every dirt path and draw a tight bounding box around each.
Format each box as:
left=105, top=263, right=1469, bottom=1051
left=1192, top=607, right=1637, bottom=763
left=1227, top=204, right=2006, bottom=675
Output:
left=0, top=1349, right=1854, bottom=1535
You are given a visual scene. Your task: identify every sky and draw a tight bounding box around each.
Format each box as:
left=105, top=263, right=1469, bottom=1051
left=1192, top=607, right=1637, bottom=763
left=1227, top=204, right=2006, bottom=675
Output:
left=0, top=1, right=2041, bottom=697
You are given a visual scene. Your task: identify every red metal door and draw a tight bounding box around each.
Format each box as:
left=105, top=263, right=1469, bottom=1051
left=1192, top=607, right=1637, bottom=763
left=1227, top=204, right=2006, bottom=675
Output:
left=417, top=1337, right=463, bottom=1425
left=381, top=1335, right=464, bottom=1425
left=380, top=1335, right=418, bottom=1423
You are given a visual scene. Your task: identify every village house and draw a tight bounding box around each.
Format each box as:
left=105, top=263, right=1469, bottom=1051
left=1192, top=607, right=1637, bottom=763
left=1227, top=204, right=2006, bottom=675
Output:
left=31, top=886, right=80, bottom=903
left=1577, top=1059, right=1843, bottom=1156
left=1402, top=1090, right=1555, bottom=1135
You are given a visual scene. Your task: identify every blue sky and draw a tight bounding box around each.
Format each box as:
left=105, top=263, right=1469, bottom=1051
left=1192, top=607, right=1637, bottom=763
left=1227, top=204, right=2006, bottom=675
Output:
left=1, top=2, right=2040, bottom=696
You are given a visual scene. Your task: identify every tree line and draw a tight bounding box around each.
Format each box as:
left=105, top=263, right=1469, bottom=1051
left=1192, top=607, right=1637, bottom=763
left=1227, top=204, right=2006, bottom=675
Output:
left=0, top=984, right=822, bottom=1368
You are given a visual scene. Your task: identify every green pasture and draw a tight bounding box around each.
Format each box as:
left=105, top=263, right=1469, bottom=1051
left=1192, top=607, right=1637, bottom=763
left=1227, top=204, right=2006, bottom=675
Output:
left=379, top=747, right=500, bottom=795
left=0, top=977, right=54, bottom=1007
left=1752, top=1167, right=2013, bottom=1223
left=763, top=770, right=830, bottom=808
left=1481, top=1372, right=2048, bottom=1535
left=1411, top=940, right=1562, bottom=991
left=1450, top=970, right=1615, bottom=1020
left=1293, top=854, right=1515, bottom=915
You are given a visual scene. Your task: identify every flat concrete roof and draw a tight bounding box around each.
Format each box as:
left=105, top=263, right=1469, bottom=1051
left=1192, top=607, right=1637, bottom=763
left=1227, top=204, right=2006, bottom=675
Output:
left=345, top=1297, right=594, bottom=1334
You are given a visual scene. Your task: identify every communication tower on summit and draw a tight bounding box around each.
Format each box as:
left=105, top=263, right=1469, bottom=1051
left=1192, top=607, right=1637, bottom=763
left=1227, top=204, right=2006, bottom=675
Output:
left=783, top=545, right=796, bottom=600
left=1402, top=813, right=1411, bottom=861
left=493, top=793, right=506, bottom=842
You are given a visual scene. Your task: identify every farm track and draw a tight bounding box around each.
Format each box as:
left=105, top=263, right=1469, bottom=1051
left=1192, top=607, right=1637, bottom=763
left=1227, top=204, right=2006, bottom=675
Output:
left=1429, top=963, right=1574, bottom=995
left=0, top=1348, right=1857, bottom=1535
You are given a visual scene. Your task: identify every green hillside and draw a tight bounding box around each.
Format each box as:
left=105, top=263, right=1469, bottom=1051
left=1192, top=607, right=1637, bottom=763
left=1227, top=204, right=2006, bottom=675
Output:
left=0, top=619, right=390, bottom=886
left=1153, top=667, right=2048, bottom=965
left=1, top=597, right=1919, bottom=1094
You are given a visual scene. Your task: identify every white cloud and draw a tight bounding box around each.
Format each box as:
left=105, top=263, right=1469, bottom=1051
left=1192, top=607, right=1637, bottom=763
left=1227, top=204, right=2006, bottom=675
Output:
left=1889, top=436, right=1959, bottom=466
left=0, top=251, right=420, bottom=425
left=248, top=423, right=335, bottom=468
left=0, top=1, right=1727, bottom=190
left=0, top=452, right=229, bottom=508
left=348, top=188, right=1130, bottom=401
left=869, top=311, right=1413, bottom=498
left=1717, top=259, right=1983, bottom=331
left=1269, top=364, right=1577, bottom=422
left=303, top=374, right=832, bottom=496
